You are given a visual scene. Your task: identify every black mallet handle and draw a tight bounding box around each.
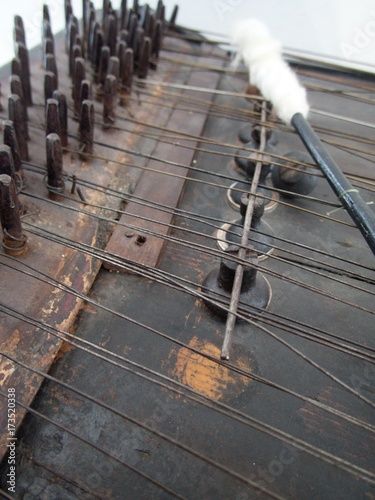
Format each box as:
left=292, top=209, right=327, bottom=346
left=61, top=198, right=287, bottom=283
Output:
left=292, top=112, right=375, bottom=256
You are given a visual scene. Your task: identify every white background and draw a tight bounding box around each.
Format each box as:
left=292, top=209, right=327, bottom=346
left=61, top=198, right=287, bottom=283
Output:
left=0, top=0, right=374, bottom=72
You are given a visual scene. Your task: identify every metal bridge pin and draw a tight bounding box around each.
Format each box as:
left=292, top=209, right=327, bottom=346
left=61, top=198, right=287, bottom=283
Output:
left=79, top=99, right=95, bottom=156
left=46, top=98, right=61, bottom=138
left=8, top=95, right=29, bottom=161
left=0, top=174, right=27, bottom=256
left=52, top=91, right=68, bottom=148
left=271, top=151, right=318, bottom=198
left=217, top=195, right=275, bottom=260
left=46, top=133, right=65, bottom=201
left=103, top=74, right=117, bottom=127
left=44, top=71, right=58, bottom=103
left=201, top=247, right=271, bottom=319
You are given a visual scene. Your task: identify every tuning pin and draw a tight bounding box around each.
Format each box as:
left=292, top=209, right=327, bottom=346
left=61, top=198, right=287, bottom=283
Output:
left=87, top=9, right=97, bottom=60
left=0, top=145, right=17, bottom=182
left=0, top=174, right=27, bottom=255
left=8, top=95, right=29, bottom=161
left=217, top=195, right=274, bottom=260
left=44, top=71, right=58, bottom=103
left=118, top=40, right=127, bottom=73
left=79, top=80, right=92, bottom=108
left=16, top=43, right=32, bottom=106
left=43, top=38, right=55, bottom=61
left=45, top=133, right=65, bottom=201
left=134, top=27, right=144, bottom=66
left=271, top=151, right=318, bottom=198
left=133, top=0, right=139, bottom=15
left=43, top=4, right=51, bottom=23
left=79, top=100, right=95, bottom=156
left=105, top=14, right=117, bottom=56
left=42, top=19, right=53, bottom=48
left=11, top=58, right=22, bottom=78
left=169, top=5, right=179, bottom=28
left=3, top=121, right=23, bottom=176
left=102, top=0, right=110, bottom=22
left=52, top=91, right=68, bottom=148
left=120, top=0, right=128, bottom=30
left=82, top=0, right=89, bottom=38
left=10, top=75, right=28, bottom=132
left=74, top=34, right=85, bottom=59
left=67, top=14, right=79, bottom=56
left=120, top=29, right=129, bottom=44
left=156, top=0, right=164, bottom=20
left=45, top=54, right=58, bottom=87
left=92, top=28, right=104, bottom=74
left=127, top=13, right=138, bottom=48
left=121, top=48, right=133, bottom=94
left=138, top=37, right=151, bottom=78
left=14, top=15, right=26, bottom=45
left=108, top=56, right=120, bottom=79
left=151, top=20, right=162, bottom=61
left=103, top=75, right=117, bottom=127
left=64, top=0, right=73, bottom=28
left=73, top=57, right=86, bottom=115
left=46, top=98, right=61, bottom=138
left=97, top=46, right=110, bottom=84
left=141, top=4, right=151, bottom=31
left=202, top=246, right=271, bottom=319
left=70, top=44, right=82, bottom=79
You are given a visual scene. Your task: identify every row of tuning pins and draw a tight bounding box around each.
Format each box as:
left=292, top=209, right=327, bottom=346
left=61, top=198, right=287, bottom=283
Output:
left=202, top=93, right=318, bottom=320
left=66, top=0, right=170, bottom=135
left=0, top=10, right=63, bottom=257
left=0, top=15, right=32, bottom=256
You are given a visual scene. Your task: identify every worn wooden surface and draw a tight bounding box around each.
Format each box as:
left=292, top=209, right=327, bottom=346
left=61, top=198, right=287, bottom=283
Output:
left=0, top=33, right=223, bottom=460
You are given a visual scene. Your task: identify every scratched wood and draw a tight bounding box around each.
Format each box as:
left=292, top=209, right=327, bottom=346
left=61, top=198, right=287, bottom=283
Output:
left=104, top=55, right=224, bottom=270
left=0, top=31, right=220, bottom=460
